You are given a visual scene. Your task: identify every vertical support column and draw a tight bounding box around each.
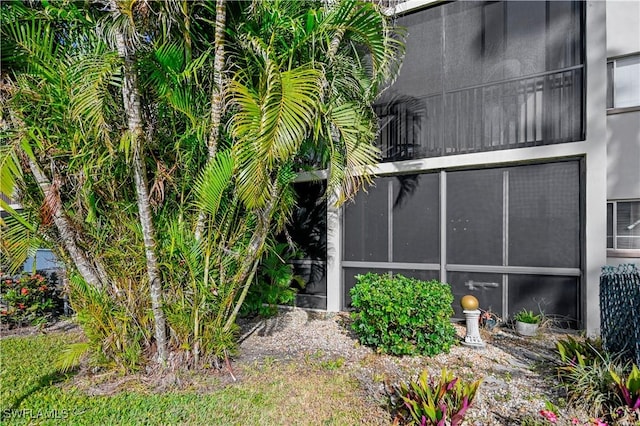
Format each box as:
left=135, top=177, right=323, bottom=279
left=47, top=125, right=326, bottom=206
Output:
left=326, top=191, right=343, bottom=312
left=584, top=0, right=607, bottom=336
left=440, top=171, right=447, bottom=283
left=502, top=170, right=509, bottom=320
left=388, top=179, right=394, bottom=263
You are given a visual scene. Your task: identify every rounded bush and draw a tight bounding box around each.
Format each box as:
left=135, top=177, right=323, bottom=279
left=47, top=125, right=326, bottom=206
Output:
left=0, top=272, right=64, bottom=326
left=350, top=273, right=456, bottom=356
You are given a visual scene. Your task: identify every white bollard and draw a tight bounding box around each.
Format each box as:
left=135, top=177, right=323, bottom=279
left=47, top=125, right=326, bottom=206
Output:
left=459, top=295, right=485, bottom=348
left=462, top=309, right=485, bottom=348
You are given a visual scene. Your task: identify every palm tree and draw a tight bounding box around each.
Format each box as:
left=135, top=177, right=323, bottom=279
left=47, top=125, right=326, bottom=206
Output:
left=1, top=2, right=114, bottom=290
left=218, top=0, right=403, bottom=327
left=0, top=0, right=403, bottom=370
left=100, top=0, right=170, bottom=366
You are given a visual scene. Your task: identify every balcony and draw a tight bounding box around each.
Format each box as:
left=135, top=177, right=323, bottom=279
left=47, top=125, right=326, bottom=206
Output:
left=375, top=66, right=584, bottom=162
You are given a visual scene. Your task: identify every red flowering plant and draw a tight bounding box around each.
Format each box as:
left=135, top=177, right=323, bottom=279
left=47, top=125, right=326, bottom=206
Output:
left=0, top=271, right=65, bottom=327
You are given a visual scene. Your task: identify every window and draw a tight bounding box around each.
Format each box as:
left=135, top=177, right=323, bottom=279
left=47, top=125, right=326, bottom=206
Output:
left=607, top=54, right=640, bottom=109
left=607, top=200, right=640, bottom=252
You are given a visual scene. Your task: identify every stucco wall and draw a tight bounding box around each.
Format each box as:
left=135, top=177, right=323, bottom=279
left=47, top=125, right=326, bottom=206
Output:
left=606, top=258, right=639, bottom=267
left=605, top=1, right=640, bottom=265
left=606, top=0, right=640, bottom=57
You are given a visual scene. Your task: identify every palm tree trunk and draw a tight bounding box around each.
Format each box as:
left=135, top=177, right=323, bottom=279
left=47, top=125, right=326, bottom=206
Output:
left=208, top=0, right=227, bottom=159
left=9, top=109, right=108, bottom=291
left=196, top=0, right=227, bottom=240
left=115, top=32, right=168, bottom=366
left=223, top=187, right=277, bottom=332
left=27, top=157, right=107, bottom=291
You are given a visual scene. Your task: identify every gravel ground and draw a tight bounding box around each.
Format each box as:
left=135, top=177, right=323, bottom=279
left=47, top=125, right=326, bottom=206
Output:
left=0, top=310, right=609, bottom=425
left=237, top=308, right=593, bottom=425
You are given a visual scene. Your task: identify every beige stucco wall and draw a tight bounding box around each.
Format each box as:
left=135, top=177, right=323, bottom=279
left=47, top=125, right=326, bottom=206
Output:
left=606, top=0, right=640, bottom=57
left=605, top=0, right=640, bottom=267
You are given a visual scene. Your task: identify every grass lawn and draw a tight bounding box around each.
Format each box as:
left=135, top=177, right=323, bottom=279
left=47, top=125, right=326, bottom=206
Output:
left=0, top=332, right=385, bottom=425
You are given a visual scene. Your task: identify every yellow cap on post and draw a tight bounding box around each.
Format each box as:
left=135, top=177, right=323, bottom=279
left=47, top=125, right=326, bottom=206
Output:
left=460, top=295, right=479, bottom=311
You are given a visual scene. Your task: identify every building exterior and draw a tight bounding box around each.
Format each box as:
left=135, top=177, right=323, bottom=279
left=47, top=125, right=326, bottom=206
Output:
left=0, top=195, right=60, bottom=273
left=290, top=0, right=640, bottom=335
left=605, top=1, right=640, bottom=266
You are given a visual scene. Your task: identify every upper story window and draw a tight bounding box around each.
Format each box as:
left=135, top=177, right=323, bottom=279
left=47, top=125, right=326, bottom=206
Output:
left=607, top=54, right=640, bottom=110
left=375, top=1, right=585, bottom=161
left=607, top=200, right=640, bottom=255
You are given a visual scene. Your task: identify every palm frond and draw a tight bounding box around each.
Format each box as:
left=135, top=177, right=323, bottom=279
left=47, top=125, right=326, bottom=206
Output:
left=0, top=211, right=41, bottom=274
left=56, top=342, right=91, bottom=373
left=194, top=149, right=234, bottom=217
left=272, top=162, right=297, bottom=233
left=3, top=13, right=64, bottom=82
left=145, top=42, right=211, bottom=126
left=260, top=64, right=322, bottom=162
left=324, top=0, right=405, bottom=93
left=0, top=143, right=23, bottom=204
left=69, top=52, right=121, bottom=147
left=327, top=101, right=380, bottom=203
left=228, top=60, right=322, bottom=208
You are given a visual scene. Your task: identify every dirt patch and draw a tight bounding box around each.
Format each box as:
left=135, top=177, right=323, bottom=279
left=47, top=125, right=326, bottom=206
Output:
left=0, top=319, right=79, bottom=339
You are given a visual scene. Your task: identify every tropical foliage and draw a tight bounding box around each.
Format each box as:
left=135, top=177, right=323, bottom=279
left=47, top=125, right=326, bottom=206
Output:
left=240, top=242, right=305, bottom=318
left=555, top=336, right=640, bottom=423
left=393, top=368, right=482, bottom=426
left=0, top=0, right=403, bottom=370
left=0, top=272, right=64, bottom=326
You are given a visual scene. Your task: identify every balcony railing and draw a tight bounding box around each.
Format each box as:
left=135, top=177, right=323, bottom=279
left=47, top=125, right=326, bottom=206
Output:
left=374, top=66, right=584, bottom=161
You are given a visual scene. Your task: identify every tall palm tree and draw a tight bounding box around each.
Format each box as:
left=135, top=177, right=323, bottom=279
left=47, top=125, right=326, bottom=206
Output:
left=219, top=0, right=403, bottom=328
left=1, top=2, right=114, bottom=290
left=1, top=0, right=403, bottom=370
left=100, top=0, right=170, bottom=366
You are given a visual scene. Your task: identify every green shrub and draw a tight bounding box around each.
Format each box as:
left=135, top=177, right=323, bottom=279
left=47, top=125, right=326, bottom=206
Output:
left=65, top=275, right=150, bottom=371
left=350, top=273, right=456, bottom=356
left=0, top=272, right=64, bottom=326
left=393, top=368, right=482, bottom=426
left=556, top=335, right=604, bottom=367
left=240, top=243, right=305, bottom=318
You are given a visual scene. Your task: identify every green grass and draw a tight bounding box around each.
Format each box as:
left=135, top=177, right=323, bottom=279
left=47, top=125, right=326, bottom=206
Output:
left=0, top=333, right=385, bottom=425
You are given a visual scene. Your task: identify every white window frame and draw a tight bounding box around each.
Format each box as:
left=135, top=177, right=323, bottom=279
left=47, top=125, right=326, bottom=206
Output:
left=607, top=53, right=640, bottom=114
left=607, top=199, right=640, bottom=258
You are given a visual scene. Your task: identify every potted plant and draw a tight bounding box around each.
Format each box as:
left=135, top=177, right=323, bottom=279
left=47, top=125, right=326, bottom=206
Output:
left=513, top=309, right=542, bottom=336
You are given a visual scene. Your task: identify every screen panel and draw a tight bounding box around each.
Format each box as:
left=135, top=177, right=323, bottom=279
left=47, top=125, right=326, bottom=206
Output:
left=447, top=169, right=504, bottom=265
left=443, top=2, right=484, bottom=91
left=374, top=1, right=585, bottom=161
left=343, top=178, right=391, bottom=262
left=508, top=162, right=580, bottom=268
left=342, top=268, right=390, bottom=309
left=447, top=272, right=503, bottom=319
left=394, top=269, right=440, bottom=283
left=392, top=173, right=440, bottom=263
left=291, top=260, right=327, bottom=310
left=508, top=274, right=579, bottom=328
left=390, top=6, right=443, bottom=99
left=289, top=181, right=327, bottom=309
left=290, top=181, right=327, bottom=260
